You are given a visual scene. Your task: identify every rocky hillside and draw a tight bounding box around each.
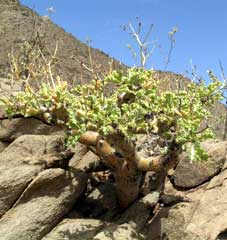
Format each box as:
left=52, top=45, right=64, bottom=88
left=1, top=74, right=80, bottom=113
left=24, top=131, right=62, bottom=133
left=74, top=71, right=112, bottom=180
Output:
left=0, top=0, right=124, bottom=84
left=0, top=119, right=227, bottom=240
left=0, top=1, right=227, bottom=240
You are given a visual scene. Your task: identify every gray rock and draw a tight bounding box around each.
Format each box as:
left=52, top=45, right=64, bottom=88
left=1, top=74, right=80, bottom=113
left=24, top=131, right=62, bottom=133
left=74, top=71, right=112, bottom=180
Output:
left=0, top=135, right=68, bottom=218
left=0, top=118, right=63, bottom=142
left=2, top=134, right=65, bottom=159
left=172, top=140, right=227, bottom=188
left=0, top=164, right=42, bottom=218
left=0, top=168, right=87, bottom=240
left=43, top=218, right=105, bottom=240
left=147, top=168, right=227, bottom=240
left=93, top=223, right=145, bottom=240
left=69, top=149, right=100, bottom=171
left=119, top=192, right=160, bottom=228
left=185, top=169, right=227, bottom=239
left=172, top=156, right=219, bottom=189
left=147, top=202, right=205, bottom=240
left=68, top=142, right=88, bottom=161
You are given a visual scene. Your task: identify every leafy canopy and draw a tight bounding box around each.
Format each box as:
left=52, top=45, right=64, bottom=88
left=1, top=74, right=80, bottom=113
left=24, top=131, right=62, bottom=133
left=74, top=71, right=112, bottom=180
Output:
left=0, top=68, right=222, bottom=161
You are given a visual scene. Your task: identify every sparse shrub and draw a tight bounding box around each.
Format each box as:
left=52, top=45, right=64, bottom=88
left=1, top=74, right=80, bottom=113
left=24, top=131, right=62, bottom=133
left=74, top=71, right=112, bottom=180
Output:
left=0, top=18, right=223, bottom=207
left=0, top=60, right=222, bottom=207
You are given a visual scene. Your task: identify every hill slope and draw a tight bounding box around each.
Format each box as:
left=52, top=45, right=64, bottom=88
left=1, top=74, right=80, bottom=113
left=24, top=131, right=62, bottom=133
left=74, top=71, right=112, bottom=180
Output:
left=0, top=0, right=124, bottom=83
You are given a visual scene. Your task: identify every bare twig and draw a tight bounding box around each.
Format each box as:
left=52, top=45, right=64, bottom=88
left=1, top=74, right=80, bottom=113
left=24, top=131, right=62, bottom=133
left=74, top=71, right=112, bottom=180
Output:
left=128, top=22, right=156, bottom=68
left=164, top=27, right=178, bottom=70
left=190, top=61, right=203, bottom=83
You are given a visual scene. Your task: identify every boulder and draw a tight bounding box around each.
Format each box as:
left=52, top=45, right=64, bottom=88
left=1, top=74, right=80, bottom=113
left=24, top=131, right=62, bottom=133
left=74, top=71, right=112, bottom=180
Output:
left=2, top=134, right=65, bottom=159
left=43, top=218, right=105, bottom=240
left=69, top=148, right=110, bottom=175
left=172, top=140, right=227, bottom=188
left=0, top=164, right=42, bottom=218
left=69, top=150, right=99, bottom=172
left=68, top=142, right=88, bottom=160
left=93, top=223, right=145, bottom=240
left=0, top=118, right=63, bottom=142
left=0, top=135, right=68, bottom=218
left=118, top=192, right=160, bottom=228
left=147, top=168, right=227, bottom=240
left=147, top=203, right=201, bottom=240
left=0, top=168, right=87, bottom=240
left=185, top=168, right=227, bottom=239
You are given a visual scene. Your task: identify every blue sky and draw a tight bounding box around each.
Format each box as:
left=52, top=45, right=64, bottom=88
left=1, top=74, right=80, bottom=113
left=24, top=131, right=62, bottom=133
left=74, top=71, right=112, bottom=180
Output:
left=20, top=0, right=227, bottom=80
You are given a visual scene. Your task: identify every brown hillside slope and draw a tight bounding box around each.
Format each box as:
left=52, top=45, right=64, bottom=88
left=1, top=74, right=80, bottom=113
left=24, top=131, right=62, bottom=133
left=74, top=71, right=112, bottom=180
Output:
left=0, top=0, right=124, bottom=83
left=0, top=0, right=226, bottom=139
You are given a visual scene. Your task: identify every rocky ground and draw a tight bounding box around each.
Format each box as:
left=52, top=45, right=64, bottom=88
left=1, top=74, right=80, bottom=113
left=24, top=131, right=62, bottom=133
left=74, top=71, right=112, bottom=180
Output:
left=0, top=1, right=227, bottom=239
left=0, top=77, right=227, bottom=240
left=0, top=113, right=227, bottom=240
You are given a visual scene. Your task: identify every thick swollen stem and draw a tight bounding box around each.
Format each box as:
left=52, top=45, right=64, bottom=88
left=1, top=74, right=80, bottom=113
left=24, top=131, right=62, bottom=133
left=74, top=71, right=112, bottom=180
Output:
left=115, top=161, right=142, bottom=208
left=96, top=138, right=118, bottom=169
left=135, top=143, right=180, bottom=172
left=135, top=154, right=165, bottom=172
left=79, top=131, right=142, bottom=207
left=79, top=131, right=119, bottom=169
left=105, top=129, right=135, bottom=160
left=79, top=131, right=99, bottom=146
left=78, top=131, right=179, bottom=208
left=95, top=136, right=142, bottom=207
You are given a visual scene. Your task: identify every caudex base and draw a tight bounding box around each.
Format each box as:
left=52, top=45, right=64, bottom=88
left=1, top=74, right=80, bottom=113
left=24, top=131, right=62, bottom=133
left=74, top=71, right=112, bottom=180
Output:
left=79, top=130, right=179, bottom=208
